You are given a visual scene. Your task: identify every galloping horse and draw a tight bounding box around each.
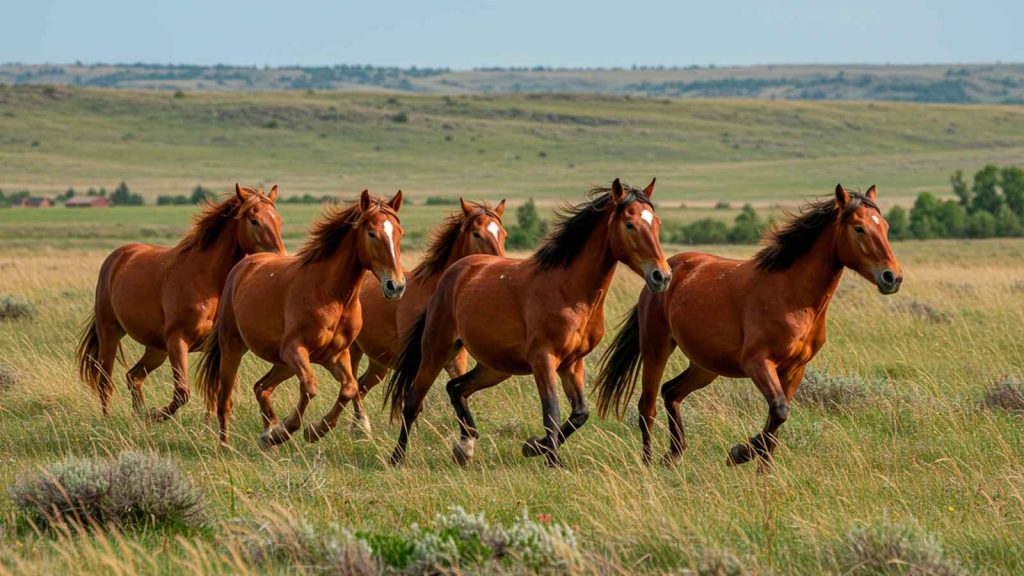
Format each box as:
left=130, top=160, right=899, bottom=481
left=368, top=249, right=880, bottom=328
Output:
left=196, top=190, right=405, bottom=447
left=594, top=185, right=902, bottom=467
left=386, top=179, right=672, bottom=467
left=76, top=185, right=285, bottom=418
left=307, top=198, right=506, bottom=440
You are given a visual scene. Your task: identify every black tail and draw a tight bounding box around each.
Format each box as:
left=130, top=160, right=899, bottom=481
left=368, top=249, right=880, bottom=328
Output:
left=194, top=325, right=222, bottom=413
left=594, top=305, right=643, bottom=420
left=385, top=311, right=427, bottom=423
left=75, top=312, right=104, bottom=396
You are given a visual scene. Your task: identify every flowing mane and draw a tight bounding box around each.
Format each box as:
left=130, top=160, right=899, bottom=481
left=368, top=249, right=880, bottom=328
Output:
left=178, top=195, right=246, bottom=252
left=412, top=201, right=502, bottom=279
left=295, top=196, right=398, bottom=266
left=754, top=192, right=878, bottom=272
left=531, top=184, right=650, bottom=271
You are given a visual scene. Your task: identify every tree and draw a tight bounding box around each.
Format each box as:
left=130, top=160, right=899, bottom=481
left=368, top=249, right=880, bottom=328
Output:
left=886, top=206, right=910, bottom=240
left=967, top=210, right=997, bottom=238
left=110, top=181, right=143, bottom=206
left=728, top=204, right=765, bottom=244
left=909, top=193, right=941, bottom=239
left=506, top=198, right=549, bottom=249
left=995, top=205, right=1023, bottom=237
left=971, top=165, right=1002, bottom=214
left=1000, top=166, right=1024, bottom=217
left=950, top=169, right=971, bottom=209
left=190, top=185, right=216, bottom=205
left=935, top=201, right=968, bottom=238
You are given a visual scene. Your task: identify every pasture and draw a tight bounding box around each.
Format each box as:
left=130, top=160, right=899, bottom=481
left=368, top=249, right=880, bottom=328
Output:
left=1, top=87, right=1023, bottom=573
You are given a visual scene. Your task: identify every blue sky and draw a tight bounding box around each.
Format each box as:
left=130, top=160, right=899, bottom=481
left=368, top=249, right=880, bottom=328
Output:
left=3, top=0, right=1022, bottom=68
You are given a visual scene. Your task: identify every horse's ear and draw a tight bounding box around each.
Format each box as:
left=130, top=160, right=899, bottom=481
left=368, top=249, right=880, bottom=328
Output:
left=267, top=185, right=278, bottom=204
left=611, top=178, right=625, bottom=203
left=235, top=183, right=251, bottom=201
left=494, top=199, right=506, bottom=218
left=359, top=189, right=371, bottom=211
left=835, top=184, right=850, bottom=208
left=643, top=177, right=656, bottom=199
left=865, top=184, right=877, bottom=201
left=389, top=190, right=404, bottom=212
left=460, top=197, right=473, bottom=215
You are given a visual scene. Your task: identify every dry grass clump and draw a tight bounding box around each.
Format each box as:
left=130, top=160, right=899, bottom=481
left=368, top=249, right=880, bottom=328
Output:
left=11, top=451, right=205, bottom=530
left=0, top=295, right=35, bottom=321
left=979, top=376, right=1024, bottom=414
left=680, top=546, right=760, bottom=576
left=0, top=364, right=16, bottom=389
left=238, top=511, right=377, bottom=576
left=835, top=519, right=963, bottom=575
left=890, top=299, right=951, bottom=324
left=795, top=367, right=887, bottom=411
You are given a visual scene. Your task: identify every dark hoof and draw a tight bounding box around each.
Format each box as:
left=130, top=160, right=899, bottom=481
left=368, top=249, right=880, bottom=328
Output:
left=451, top=438, right=475, bottom=467
left=259, top=425, right=290, bottom=450
left=522, top=437, right=546, bottom=458
left=389, top=448, right=406, bottom=467
left=303, top=421, right=332, bottom=443
left=727, top=443, right=754, bottom=466
left=661, top=452, right=682, bottom=468
left=544, top=458, right=564, bottom=469
left=147, top=407, right=172, bottom=422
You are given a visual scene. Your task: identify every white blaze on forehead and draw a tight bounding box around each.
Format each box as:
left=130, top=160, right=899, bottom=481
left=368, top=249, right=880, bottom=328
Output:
left=640, top=209, right=654, bottom=225
left=871, top=215, right=880, bottom=225
left=382, top=220, right=397, bottom=262
left=487, top=221, right=500, bottom=240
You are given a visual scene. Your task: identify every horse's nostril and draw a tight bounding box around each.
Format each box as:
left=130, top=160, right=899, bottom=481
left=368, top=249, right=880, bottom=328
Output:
left=882, top=269, right=896, bottom=284
left=651, top=270, right=664, bottom=283
left=385, top=280, right=397, bottom=292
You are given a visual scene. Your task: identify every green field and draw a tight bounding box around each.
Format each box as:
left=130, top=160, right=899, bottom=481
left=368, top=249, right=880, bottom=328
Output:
left=1, top=87, right=1024, bottom=573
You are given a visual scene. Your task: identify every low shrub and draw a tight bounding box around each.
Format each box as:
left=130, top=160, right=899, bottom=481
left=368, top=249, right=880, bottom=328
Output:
left=0, top=296, right=35, bottom=322
left=835, top=519, right=963, bottom=575
left=11, top=451, right=205, bottom=529
left=681, top=546, right=757, bottom=576
left=891, top=299, right=951, bottom=324
left=240, top=513, right=377, bottom=575
left=796, top=367, right=886, bottom=411
left=980, top=376, right=1024, bottom=413
left=0, top=365, right=16, bottom=389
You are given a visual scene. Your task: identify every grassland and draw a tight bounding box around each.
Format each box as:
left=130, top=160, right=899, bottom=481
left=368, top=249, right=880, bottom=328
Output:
left=1, top=87, right=1024, bottom=573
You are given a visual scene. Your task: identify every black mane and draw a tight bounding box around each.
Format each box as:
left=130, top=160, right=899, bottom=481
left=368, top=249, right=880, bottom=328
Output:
left=754, top=192, right=878, bottom=272
left=531, top=184, right=650, bottom=271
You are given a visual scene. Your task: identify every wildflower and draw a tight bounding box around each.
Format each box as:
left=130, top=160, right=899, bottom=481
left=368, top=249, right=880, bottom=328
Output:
left=536, top=513, right=551, bottom=523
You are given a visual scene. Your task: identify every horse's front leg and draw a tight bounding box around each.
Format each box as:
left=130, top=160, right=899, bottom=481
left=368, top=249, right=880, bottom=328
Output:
left=522, top=353, right=563, bottom=467
left=260, top=343, right=317, bottom=448
left=150, top=334, right=190, bottom=421
left=556, top=359, right=589, bottom=445
left=305, top=349, right=359, bottom=442
left=729, top=357, right=789, bottom=467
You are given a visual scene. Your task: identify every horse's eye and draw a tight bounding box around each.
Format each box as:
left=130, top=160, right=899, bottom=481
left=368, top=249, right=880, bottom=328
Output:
left=249, top=218, right=259, bottom=226
left=368, top=231, right=377, bottom=239
left=625, top=222, right=635, bottom=230
left=854, top=225, right=865, bottom=234
left=473, top=231, right=481, bottom=238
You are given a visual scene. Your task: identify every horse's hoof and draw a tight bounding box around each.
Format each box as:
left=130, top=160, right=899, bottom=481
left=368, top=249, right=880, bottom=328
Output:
left=389, top=449, right=405, bottom=467
left=351, top=418, right=373, bottom=439
left=522, top=437, right=545, bottom=458
left=259, top=426, right=290, bottom=450
left=727, top=443, right=753, bottom=466
left=303, top=423, right=329, bottom=443
left=147, top=407, right=171, bottom=422
left=544, top=457, right=564, bottom=469
left=451, top=438, right=475, bottom=466
left=661, top=452, right=682, bottom=468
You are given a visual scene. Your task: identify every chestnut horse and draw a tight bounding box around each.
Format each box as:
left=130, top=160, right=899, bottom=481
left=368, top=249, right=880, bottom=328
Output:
left=594, top=185, right=903, bottom=467
left=308, top=198, right=507, bottom=440
left=76, top=185, right=285, bottom=418
left=196, top=190, right=405, bottom=447
left=386, top=179, right=672, bottom=467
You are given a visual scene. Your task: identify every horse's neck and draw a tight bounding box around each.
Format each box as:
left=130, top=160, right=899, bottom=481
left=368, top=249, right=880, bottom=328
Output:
left=785, top=226, right=844, bottom=316
left=560, top=222, right=617, bottom=304
left=183, top=220, right=243, bottom=281
left=318, top=235, right=367, bottom=304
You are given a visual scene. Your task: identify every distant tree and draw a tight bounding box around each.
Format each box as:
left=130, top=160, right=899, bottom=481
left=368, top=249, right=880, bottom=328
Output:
left=64, top=187, right=76, bottom=200
left=967, top=210, right=997, bottom=238
left=190, top=185, right=216, bottom=205
left=995, top=205, right=1023, bottom=237
left=950, top=170, right=971, bottom=209
left=110, top=181, right=143, bottom=206
left=909, top=193, right=941, bottom=239
left=506, top=198, right=548, bottom=249
left=971, top=165, right=1002, bottom=214
left=728, top=204, right=766, bottom=244
left=673, top=218, right=731, bottom=244
left=936, top=201, right=968, bottom=238
left=886, top=205, right=910, bottom=240
left=1000, top=166, right=1024, bottom=217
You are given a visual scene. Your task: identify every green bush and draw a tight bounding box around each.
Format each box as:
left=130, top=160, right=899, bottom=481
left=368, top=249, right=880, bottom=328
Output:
left=835, top=519, right=963, bottom=575
left=506, top=198, right=548, bottom=249
left=0, top=296, right=35, bottom=322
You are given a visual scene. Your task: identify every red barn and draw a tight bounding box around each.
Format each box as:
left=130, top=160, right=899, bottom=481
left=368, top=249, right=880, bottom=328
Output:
left=65, top=196, right=112, bottom=208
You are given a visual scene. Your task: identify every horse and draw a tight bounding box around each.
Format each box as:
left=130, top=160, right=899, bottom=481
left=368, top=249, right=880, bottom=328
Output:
left=76, top=184, right=285, bottom=418
left=386, top=178, right=672, bottom=467
left=306, top=198, right=507, bottom=440
left=593, top=184, right=903, bottom=467
left=196, top=190, right=406, bottom=447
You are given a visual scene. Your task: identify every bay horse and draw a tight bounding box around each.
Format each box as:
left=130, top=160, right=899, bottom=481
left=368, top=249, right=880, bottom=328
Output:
left=306, top=198, right=507, bottom=440
left=196, top=190, right=405, bottom=447
left=593, top=185, right=903, bottom=467
left=76, top=184, right=285, bottom=418
left=386, top=179, right=672, bottom=467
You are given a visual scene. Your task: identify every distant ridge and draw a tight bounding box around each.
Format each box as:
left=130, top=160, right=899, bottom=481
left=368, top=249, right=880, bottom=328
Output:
left=3, top=62, right=1024, bottom=104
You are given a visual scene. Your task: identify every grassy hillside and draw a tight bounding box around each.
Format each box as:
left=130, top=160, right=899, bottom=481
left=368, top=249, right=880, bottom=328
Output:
left=2, top=85, right=1024, bottom=209
left=5, top=62, right=1024, bottom=103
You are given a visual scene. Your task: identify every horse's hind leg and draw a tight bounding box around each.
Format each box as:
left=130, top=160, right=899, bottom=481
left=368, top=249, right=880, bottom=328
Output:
left=447, top=364, right=510, bottom=465
left=149, top=334, right=190, bottom=421
left=126, top=347, right=167, bottom=415
left=728, top=358, right=789, bottom=467
left=305, top=349, right=359, bottom=443
left=390, top=328, right=460, bottom=465
left=261, top=344, right=317, bottom=448
left=351, top=351, right=388, bottom=436
left=662, top=365, right=718, bottom=467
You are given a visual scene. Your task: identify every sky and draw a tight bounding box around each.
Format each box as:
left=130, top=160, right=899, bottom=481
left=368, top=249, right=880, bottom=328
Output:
left=2, top=0, right=1022, bottom=69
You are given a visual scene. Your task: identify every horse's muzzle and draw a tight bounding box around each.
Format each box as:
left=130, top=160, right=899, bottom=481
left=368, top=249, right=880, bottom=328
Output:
left=875, top=268, right=902, bottom=294
left=645, top=267, right=672, bottom=293
left=383, top=279, right=406, bottom=300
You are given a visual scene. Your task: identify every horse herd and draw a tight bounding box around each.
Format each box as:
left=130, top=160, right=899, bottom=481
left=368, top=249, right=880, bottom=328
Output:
left=76, top=179, right=903, bottom=468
